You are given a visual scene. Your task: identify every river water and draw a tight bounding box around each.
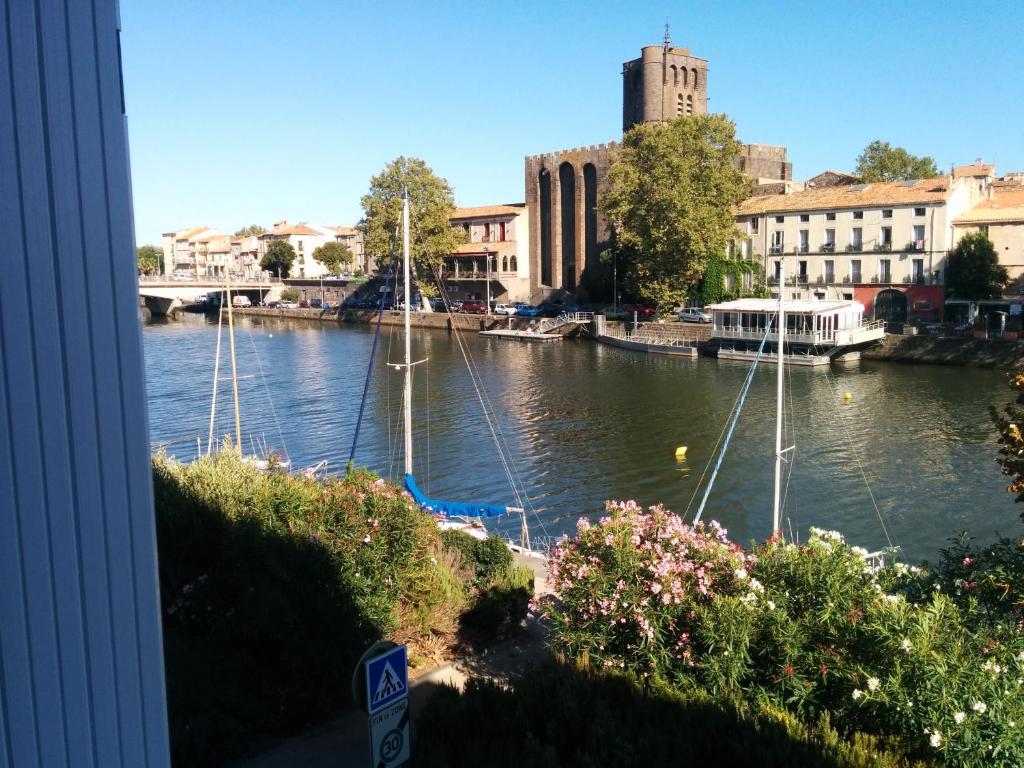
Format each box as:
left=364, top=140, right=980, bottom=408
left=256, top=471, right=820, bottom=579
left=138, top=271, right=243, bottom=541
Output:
left=142, top=313, right=1021, bottom=562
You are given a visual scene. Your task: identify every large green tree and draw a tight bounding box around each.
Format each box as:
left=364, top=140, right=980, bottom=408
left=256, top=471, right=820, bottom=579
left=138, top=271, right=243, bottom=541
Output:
left=945, top=232, right=1007, bottom=299
left=260, top=239, right=297, bottom=279
left=311, top=241, right=354, bottom=273
left=137, top=244, right=163, bottom=275
left=600, top=114, right=752, bottom=312
left=854, top=141, right=939, bottom=182
left=359, top=157, right=463, bottom=283
left=234, top=224, right=266, bottom=237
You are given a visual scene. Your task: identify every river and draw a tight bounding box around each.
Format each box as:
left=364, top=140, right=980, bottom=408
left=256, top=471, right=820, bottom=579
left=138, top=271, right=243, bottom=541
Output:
left=142, top=313, right=1021, bottom=562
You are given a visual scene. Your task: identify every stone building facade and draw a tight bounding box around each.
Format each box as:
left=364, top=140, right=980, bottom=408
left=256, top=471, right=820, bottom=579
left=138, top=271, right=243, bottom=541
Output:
left=524, top=36, right=792, bottom=302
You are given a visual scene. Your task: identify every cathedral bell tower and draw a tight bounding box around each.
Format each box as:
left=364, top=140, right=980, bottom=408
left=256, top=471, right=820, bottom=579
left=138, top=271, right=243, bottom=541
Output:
left=621, top=26, right=709, bottom=132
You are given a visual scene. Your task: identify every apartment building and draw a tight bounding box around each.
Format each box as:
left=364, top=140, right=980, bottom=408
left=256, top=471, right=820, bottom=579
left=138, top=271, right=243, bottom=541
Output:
left=161, top=225, right=222, bottom=277
left=953, top=185, right=1024, bottom=293
left=735, top=166, right=993, bottom=321
left=441, top=204, right=531, bottom=304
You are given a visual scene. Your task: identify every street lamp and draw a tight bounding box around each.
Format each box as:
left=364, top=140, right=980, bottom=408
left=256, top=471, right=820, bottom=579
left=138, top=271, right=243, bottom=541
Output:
left=483, top=245, right=491, bottom=315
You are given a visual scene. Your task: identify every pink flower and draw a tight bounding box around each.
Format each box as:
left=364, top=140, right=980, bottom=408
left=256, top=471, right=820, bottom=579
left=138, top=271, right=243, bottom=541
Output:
left=963, top=557, right=972, bottom=567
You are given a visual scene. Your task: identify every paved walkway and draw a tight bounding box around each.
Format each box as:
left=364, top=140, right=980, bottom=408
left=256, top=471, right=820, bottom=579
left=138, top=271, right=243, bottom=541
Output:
left=233, top=553, right=550, bottom=767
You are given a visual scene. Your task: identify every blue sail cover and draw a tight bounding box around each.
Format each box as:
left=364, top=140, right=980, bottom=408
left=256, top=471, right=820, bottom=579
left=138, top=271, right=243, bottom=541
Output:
left=404, top=474, right=508, bottom=519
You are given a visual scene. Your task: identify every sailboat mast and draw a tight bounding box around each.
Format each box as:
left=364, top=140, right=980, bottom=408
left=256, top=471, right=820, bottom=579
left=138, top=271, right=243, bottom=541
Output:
left=773, top=262, right=785, bottom=536
left=402, top=190, right=413, bottom=476
left=225, top=271, right=242, bottom=448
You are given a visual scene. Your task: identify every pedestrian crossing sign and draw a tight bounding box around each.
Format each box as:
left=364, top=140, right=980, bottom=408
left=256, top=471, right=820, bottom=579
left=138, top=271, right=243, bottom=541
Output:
left=365, top=644, right=408, bottom=715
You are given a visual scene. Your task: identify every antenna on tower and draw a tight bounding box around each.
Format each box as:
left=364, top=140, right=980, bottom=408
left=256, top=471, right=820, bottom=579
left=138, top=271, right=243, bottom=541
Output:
left=664, top=22, right=672, bottom=46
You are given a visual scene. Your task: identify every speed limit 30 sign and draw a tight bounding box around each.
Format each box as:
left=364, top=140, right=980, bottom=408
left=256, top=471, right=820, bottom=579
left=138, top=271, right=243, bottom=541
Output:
left=370, top=698, right=409, bottom=767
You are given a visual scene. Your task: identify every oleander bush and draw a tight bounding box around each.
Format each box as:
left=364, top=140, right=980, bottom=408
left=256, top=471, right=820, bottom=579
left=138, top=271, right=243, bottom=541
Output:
left=542, top=501, right=1024, bottom=767
left=154, top=452, right=522, bottom=765
left=413, top=659, right=926, bottom=767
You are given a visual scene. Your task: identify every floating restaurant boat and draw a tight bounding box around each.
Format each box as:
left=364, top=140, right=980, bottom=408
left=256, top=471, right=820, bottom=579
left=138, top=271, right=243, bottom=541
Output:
left=708, top=297, right=885, bottom=366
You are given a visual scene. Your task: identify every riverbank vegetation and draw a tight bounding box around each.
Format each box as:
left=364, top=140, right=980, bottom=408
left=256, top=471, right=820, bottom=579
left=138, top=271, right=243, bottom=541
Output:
left=534, top=503, right=1024, bottom=767
left=153, top=452, right=530, bottom=765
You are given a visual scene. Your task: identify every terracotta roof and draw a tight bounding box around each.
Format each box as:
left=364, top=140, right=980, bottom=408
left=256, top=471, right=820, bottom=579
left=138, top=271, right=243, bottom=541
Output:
left=452, top=241, right=518, bottom=255
left=262, top=224, right=323, bottom=236
left=451, top=204, right=525, bottom=220
left=955, top=189, right=1024, bottom=225
left=953, top=162, right=995, bottom=179
left=325, top=225, right=358, bottom=236
left=174, top=226, right=209, bottom=240
left=736, top=178, right=952, bottom=216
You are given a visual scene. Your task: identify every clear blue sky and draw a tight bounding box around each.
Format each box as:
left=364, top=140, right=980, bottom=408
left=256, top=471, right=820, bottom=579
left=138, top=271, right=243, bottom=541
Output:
left=121, top=0, right=1023, bottom=246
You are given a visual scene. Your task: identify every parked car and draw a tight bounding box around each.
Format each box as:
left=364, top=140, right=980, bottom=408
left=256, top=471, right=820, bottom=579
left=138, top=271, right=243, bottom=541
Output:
left=231, top=295, right=252, bottom=308
left=429, top=297, right=450, bottom=312
left=298, top=299, right=310, bottom=308
left=678, top=307, right=712, bottom=323
left=279, top=300, right=298, bottom=308
left=172, top=271, right=192, bottom=281
left=493, top=303, right=517, bottom=316
left=623, top=304, right=655, bottom=319
left=516, top=305, right=543, bottom=317
left=267, top=300, right=283, bottom=308
left=461, top=299, right=487, bottom=314
left=310, top=298, right=325, bottom=309
left=449, top=300, right=464, bottom=312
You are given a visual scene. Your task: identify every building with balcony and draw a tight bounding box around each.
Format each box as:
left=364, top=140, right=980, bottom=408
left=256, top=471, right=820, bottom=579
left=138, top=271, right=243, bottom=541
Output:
left=161, top=225, right=221, bottom=277
left=735, top=166, right=994, bottom=322
left=440, top=205, right=531, bottom=304
left=953, top=185, right=1024, bottom=293
left=256, top=220, right=364, bottom=279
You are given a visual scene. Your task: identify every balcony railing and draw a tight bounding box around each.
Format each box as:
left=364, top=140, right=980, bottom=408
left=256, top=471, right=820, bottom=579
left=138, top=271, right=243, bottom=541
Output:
left=769, top=245, right=784, bottom=255
left=874, top=242, right=892, bottom=252
left=842, top=275, right=852, bottom=284
left=906, top=240, right=925, bottom=251
left=798, top=244, right=810, bottom=254
left=846, top=243, right=863, bottom=252
left=821, top=243, right=836, bottom=253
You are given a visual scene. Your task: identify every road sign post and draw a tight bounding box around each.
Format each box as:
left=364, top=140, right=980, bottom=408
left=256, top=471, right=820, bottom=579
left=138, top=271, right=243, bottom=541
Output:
left=357, top=643, right=410, bottom=767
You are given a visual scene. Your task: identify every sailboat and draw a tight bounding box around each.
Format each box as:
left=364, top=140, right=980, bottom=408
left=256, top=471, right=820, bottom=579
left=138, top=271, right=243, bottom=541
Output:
left=692, top=263, right=896, bottom=555
left=392, top=191, right=532, bottom=548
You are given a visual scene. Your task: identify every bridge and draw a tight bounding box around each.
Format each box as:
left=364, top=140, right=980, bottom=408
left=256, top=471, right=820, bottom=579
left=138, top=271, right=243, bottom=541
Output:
left=138, top=277, right=280, bottom=316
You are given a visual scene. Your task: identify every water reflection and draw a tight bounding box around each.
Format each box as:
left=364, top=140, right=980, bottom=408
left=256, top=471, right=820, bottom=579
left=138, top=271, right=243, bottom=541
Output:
left=143, top=314, right=1018, bottom=561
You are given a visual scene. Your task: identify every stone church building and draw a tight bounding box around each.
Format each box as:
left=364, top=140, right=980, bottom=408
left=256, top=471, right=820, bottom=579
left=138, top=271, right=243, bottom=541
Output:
left=524, top=34, right=792, bottom=302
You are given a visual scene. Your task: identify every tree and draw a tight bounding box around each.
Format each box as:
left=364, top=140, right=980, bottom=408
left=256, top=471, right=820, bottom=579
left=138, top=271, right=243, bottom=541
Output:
left=234, top=224, right=266, bottom=237
left=854, top=141, right=939, bottom=182
left=359, top=156, right=463, bottom=292
left=945, top=232, right=1007, bottom=300
left=600, top=114, right=752, bottom=312
left=137, top=244, right=163, bottom=275
left=260, top=239, right=296, bottom=279
left=990, top=366, right=1024, bottom=516
left=311, top=241, right=354, bottom=273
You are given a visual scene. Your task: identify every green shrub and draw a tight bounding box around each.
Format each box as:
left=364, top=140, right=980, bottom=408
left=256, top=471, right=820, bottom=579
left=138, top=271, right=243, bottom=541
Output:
left=441, top=530, right=513, bottom=587
left=280, top=287, right=299, bottom=302
left=461, top=564, right=534, bottom=639
left=412, top=659, right=924, bottom=767
left=544, top=503, right=1024, bottom=766
left=154, top=453, right=470, bottom=764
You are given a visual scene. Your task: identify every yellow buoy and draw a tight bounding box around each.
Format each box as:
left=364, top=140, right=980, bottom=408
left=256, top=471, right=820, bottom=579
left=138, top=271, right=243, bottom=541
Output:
left=844, top=392, right=852, bottom=401
left=675, top=446, right=688, bottom=458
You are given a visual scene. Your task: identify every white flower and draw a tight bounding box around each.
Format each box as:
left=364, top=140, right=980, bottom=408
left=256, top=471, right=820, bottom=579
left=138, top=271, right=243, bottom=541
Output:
left=901, top=638, right=912, bottom=653
left=973, top=700, right=987, bottom=714
left=749, top=577, right=765, bottom=593
left=766, top=599, right=776, bottom=610
left=852, top=689, right=863, bottom=701
left=867, top=677, right=880, bottom=691
left=954, top=712, right=965, bottom=724
left=930, top=731, right=943, bottom=748
left=735, top=567, right=748, bottom=581
left=883, top=594, right=900, bottom=604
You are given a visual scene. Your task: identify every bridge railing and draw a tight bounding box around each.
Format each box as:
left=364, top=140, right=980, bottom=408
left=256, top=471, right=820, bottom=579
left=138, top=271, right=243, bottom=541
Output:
left=137, top=274, right=281, bottom=285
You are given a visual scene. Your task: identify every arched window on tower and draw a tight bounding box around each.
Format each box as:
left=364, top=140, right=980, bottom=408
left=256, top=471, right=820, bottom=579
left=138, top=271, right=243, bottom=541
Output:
left=686, top=94, right=693, bottom=116
left=691, top=68, right=699, bottom=89
left=671, top=65, right=678, bottom=85
left=681, top=67, right=688, bottom=87
left=677, top=93, right=684, bottom=116
left=510, top=255, right=518, bottom=272
left=502, top=255, right=509, bottom=272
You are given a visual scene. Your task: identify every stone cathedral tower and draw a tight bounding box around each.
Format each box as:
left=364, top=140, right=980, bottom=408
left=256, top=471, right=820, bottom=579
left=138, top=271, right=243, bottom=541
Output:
left=621, top=26, right=709, bottom=132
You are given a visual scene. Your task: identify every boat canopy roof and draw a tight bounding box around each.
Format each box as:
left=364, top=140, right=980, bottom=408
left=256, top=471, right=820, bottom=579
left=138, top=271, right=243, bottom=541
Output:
left=405, top=474, right=509, bottom=519
left=707, top=298, right=866, bottom=315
